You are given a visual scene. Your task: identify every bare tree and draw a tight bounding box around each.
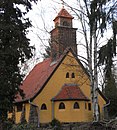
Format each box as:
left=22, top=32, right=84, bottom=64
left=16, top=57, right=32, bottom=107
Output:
left=60, top=0, right=117, bottom=122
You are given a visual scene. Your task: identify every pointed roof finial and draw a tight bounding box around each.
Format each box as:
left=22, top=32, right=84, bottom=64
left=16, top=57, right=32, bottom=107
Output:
left=53, top=7, right=73, bottom=21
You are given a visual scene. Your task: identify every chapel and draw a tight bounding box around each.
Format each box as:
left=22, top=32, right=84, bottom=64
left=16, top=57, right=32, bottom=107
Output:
left=8, top=7, right=107, bottom=125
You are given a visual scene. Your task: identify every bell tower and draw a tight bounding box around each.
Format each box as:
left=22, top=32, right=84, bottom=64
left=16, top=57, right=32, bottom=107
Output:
left=50, top=7, right=77, bottom=60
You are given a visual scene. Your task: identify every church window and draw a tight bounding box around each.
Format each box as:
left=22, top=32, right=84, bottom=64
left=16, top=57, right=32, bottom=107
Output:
left=73, top=102, right=80, bottom=109
left=59, top=102, right=65, bottom=109
left=85, top=103, right=87, bottom=109
left=71, top=72, right=75, bottom=78
left=17, top=104, right=22, bottom=112
left=66, top=72, right=69, bottom=78
left=63, top=21, right=69, bottom=26
left=88, top=103, right=91, bottom=111
left=41, top=103, right=47, bottom=110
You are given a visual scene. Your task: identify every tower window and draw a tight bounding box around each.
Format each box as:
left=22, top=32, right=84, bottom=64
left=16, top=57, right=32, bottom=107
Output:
left=73, top=102, right=80, bottom=109
left=66, top=72, right=69, bottom=78
left=41, top=103, right=47, bottom=110
left=63, top=21, right=69, bottom=26
left=59, top=102, right=65, bottom=109
left=71, top=73, right=75, bottom=78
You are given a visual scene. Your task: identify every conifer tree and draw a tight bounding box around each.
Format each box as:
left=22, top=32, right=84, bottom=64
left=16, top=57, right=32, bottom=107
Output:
left=105, top=73, right=117, bottom=118
left=0, top=0, right=38, bottom=122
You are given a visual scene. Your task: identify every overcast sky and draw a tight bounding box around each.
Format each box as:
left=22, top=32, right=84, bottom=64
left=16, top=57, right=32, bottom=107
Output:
left=27, top=0, right=80, bottom=61
left=27, top=0, right=115, bottom=64
left=23, top=0, right=117, bottom=87
left=27, top=0, right=63, bottom=60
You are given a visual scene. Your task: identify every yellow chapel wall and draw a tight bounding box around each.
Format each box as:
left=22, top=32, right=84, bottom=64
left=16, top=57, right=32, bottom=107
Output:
left=8, top=103, right=30, bottom=124
left=11, top=52, right=106, bottom=123
left=54, top=101, right=93, bottom=122
left=98, top=94, right=106, bottom=120
left=33, top=52, right=93, bottom=123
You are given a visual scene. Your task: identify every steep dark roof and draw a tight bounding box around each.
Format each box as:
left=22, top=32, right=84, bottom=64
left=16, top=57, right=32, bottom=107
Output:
left=97, top=88, right=109, bottom=103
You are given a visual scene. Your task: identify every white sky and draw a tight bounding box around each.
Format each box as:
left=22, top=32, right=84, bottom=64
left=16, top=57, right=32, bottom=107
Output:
left=27, top=0, right=114, bottom=61
left=24, top=0, right=117, bottom=87
left=27, top=0, right=82, bottom=61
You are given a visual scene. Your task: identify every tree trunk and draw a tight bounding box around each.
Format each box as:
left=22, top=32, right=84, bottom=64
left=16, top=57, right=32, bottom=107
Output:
left=93, top=25, right=99, bottom=122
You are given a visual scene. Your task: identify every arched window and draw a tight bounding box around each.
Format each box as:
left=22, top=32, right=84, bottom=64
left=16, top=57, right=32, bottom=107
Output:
left=73, top=102, right=80, bottom=109
left=41, top=103, right=47, bottom=110
left=59, top=102, right=65, bottom=109
left=66, top=72, right=69, bottom=78
left=71, top=73, right=75, bottom=78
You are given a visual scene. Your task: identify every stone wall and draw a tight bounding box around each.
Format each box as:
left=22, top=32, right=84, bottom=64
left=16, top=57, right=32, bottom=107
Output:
left=9, top=121, right=117, bottom=130
left=28, top=104, right=38, bottom=126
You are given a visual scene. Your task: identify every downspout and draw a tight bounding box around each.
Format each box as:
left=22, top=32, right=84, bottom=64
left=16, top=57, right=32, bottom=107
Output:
left=28, top=100, right=40, bottom=127
left=52, top=101, right=55, bottom=120
left=103, top=100, right=110, bottom=120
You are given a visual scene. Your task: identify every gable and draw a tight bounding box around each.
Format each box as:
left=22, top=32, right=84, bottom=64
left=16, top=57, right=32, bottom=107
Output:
left=60, top=51, right=91, bottom=98
left=15, top=48, right=91, bottom=103
left=15, top=58, right=58, bottom=102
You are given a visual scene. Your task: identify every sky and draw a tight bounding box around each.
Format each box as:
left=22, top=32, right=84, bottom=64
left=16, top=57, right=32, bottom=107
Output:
left=23, top=0, right=70, bottom=73
left=27, top=0, right=114, bottom=62
left=26, top=0, right=116, bottom=71
left=27, top=0, right=81, bottom=62
left=27, top=0, right=64, bottom=60
left=22, top=0, right=117, bottom=87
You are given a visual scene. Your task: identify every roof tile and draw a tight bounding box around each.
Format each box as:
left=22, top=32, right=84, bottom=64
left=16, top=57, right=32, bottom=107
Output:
left=52, top=84, right=89, bottom=101
left=54, top=8, right=73, bottom=20
left=16, top=58, right=58, bottom=102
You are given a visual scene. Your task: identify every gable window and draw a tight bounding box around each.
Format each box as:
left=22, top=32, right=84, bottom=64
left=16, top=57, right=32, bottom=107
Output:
left=17, top=104, right=22, bottom=112
left=88, top=103, right=91, bottom=111
left=71, top=73, right=75, bottom=78
left=73, top=102, right=80, bottom=109
left=41, top=103, right=47, bottom=110
left=59, top=102, right=65, bottom=109
left=66, top=72, right=69, bottom=78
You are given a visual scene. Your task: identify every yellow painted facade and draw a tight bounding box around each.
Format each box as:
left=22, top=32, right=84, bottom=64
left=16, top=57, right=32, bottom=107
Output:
left=8, top=52, right=107, bottom=124
left=54, top=101, right=93, bottom=122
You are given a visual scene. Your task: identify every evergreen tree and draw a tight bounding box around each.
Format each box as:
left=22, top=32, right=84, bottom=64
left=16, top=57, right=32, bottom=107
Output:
left=105, top=72, right=117, bottom=118
left=98, top=20, right=117, bottom=118
left=0, top=0, right=38, bottom=121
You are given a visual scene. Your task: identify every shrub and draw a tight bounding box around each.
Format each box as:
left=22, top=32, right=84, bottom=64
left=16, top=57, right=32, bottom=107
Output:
left=50, top=118, right=62, bottom=130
